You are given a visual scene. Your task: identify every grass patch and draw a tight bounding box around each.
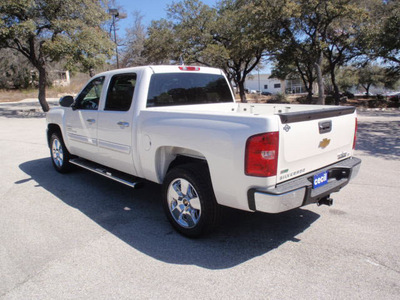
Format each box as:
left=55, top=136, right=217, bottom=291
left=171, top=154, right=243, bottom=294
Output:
left=0, top=73, right=90, bottom=103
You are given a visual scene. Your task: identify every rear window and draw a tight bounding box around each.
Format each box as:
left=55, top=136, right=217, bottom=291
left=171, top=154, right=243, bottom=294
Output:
left=147, top=73, right=233, bottom=107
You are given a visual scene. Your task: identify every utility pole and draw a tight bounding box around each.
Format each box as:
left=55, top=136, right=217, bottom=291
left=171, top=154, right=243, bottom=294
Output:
left=109, top=8, right=126, bottom=69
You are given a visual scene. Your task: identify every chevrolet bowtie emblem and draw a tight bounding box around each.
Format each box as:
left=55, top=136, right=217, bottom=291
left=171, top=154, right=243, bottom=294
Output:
left=319, top=138, right=331, bottom=149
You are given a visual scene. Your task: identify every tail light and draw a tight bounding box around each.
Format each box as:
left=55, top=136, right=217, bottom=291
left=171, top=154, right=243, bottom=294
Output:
left=353, top=117, right=358, bottom=150
left=245, top=132, right=279, bottom=177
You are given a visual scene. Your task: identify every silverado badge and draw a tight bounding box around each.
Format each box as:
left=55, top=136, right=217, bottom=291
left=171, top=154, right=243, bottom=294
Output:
left=319, top=138, right=331, bottom=149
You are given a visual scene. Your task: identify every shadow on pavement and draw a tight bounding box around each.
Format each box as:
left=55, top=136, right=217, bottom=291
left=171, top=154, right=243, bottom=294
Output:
left=357, top=110, right=400, bottom=118
left=0, top=110, right=46, bottom=118
left=19, top=158, right=320, bottom=270
left=356, top=121, right=400, bottom=160
left=0, top=100, right=58, bottom=118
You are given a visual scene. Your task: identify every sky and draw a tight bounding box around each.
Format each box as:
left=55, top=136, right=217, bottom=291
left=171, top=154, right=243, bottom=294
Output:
left=115, top=0, right=219, bottom=33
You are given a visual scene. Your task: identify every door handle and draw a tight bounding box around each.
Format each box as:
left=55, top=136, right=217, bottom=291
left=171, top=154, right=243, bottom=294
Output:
left=319, top=120, right=332, bottom=134
left=86, top=119, right=96, bottom=124
left=117, top=121, right=129, bottom=127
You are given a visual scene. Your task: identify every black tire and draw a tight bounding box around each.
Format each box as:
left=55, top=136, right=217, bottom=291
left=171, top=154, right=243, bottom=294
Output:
left=49, top=132, right=72, bottom=173
left=162, top=163, right=220, bottom=237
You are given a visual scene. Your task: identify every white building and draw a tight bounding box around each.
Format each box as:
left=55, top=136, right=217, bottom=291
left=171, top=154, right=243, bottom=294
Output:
left=285, top=78, right=309, bottom=94
left=52, top=70, right=70, bottom=87
left=245, top=73, right=311, bottom=94
left=245, top=74, right=285, bottom=94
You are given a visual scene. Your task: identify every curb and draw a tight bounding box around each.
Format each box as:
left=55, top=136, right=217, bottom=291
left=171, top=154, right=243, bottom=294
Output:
left=0, top=99, right=59, bottom=118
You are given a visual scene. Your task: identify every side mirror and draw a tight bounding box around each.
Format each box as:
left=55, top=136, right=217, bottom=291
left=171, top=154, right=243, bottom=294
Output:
left=59, top=95, right=74, bottom=107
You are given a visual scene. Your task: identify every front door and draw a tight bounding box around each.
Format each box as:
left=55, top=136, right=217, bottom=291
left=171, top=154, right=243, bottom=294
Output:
left=97, top=73, right=138, bottom=175
left=65, top=76, right=105, bottom=160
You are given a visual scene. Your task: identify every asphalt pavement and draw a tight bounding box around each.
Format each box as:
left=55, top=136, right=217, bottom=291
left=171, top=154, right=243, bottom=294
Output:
left=0, top=101, right=399, bottom=299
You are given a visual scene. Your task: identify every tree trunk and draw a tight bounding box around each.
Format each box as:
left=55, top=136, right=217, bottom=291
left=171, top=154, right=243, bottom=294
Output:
left=315, top=51, right=325, bottom=105
left=366, top=84, right=371, bottom=97
left=307, top=85, right=313, bottom=102
left=238, top=80, right=247, bottom=103
left=330, top=67, right=340, bottom=105
left=296, top=65, right=314, bottom=103
left=37, top=66, right=49, bottom=112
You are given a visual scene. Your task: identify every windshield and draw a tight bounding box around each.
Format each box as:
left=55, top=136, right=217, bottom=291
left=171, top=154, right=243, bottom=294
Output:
left=147, top=73, right=233, bottom=107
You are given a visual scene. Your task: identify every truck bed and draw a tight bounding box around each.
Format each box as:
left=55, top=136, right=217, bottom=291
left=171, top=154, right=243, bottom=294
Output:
left=145, top=102, right=357, bottom=184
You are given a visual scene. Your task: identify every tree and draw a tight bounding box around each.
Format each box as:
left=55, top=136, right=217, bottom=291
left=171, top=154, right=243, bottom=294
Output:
left=378, top=1, right=400, bottom=74
left=0, top=48, right=32, bottom=89
left=120, top=11, right=147, bottom=67
left=271, top=42, right=317, bottom=102
left=323, top=3, right=367, bottom=105
left=276, top=0, right=367, bottom=104
left=0, top=0, right=114, bottom=111
left=144, top=0, right=284, bottom=102
left=277, top=0, right=327, bottom=104
left=144, top=19, right=178, bottom=65
left=210, top=0, right=267, bottom=101
left=358, top=63, right=386, bottom=96
left=336, top=66, right=358, bottom=92
left=359, top=0, right=400, bottom=76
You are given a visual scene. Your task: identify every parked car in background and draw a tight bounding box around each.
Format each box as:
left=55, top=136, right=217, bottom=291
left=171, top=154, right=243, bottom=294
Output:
left=387, top=92, right=400, bottom=101
left=342, top=91, right=354, bottom=99
left=261, top=91, right=272, bottom=96
left=386, top=92, right=400, bottom=107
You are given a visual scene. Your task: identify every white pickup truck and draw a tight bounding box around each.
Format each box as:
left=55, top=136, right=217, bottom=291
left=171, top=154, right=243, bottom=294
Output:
left=46, top=65, right=361, bottom=237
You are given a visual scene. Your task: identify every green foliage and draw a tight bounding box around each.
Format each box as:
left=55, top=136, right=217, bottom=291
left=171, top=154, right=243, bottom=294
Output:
left=0, top=0, right=114, bottom=111
left=357, top=63, right=386, bottom=95
left=274, top=0, right=369, bottom=104
left=0, top=49, right=32, bottom=89
left=144, top=19, right=177, bottom=64
left=144, top=0, right=285, bottom=101
left=336, top=66, right=358, bottom=92
left=359, top=0, right=400, bottom=75
left=143, top=0, right=398, bottom=105
left=271, top=41, right=317, bottom=101
left=0, top=0, right=114, bottom=69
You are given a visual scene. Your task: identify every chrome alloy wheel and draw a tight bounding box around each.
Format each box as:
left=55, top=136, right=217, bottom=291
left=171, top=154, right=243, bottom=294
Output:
left=51, top=137, right=64, bottom=167
left=167, top=178, right=201, bottom=228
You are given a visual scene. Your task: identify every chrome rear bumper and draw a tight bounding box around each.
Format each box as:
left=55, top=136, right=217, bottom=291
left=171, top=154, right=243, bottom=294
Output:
left=247, top=157, right=361, bottom=213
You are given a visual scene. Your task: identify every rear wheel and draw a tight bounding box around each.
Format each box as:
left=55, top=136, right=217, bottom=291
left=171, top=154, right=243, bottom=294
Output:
left=162, top=163, right=220, bottom=237
left=50, top=132, right=72, bottom=173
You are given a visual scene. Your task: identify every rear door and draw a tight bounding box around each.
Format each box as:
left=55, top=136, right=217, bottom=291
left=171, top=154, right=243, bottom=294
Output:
left=97, top=73, right=138, bottom=175
left=276, top=107, right=357, bottom=184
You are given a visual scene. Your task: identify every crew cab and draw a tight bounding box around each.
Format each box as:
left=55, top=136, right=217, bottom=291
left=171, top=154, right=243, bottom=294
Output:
left=46, top=65, right=361, bottom=237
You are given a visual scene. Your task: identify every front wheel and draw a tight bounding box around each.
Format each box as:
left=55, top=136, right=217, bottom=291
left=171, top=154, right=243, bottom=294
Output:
left=50, top=132, right=72, bottom=173
left=162, top=163, right=220, bottom=237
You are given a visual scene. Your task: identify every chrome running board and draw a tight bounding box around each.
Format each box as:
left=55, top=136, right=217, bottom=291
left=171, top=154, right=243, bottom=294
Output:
left=70, top=158, right=141, bottom=188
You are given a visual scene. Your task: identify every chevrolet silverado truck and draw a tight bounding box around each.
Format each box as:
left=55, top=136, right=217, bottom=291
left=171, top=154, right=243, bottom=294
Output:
left=46, top=65, right=361, bottom=237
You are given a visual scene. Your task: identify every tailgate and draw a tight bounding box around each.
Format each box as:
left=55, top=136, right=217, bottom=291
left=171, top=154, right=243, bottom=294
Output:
left=276, top=107, right=356, bottom=184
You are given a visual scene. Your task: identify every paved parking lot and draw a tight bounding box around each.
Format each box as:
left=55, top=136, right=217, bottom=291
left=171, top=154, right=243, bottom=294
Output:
left=0, top=104, right=399, bottom=299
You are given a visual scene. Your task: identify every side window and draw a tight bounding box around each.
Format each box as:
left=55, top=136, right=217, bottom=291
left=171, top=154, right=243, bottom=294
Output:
left=75, top=76, right=105, bottom=110
left=105, top=73, right=136, bottom=111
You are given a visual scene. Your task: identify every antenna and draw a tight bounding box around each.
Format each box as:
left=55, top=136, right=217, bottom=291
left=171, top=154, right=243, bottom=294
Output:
left=179, top=55, right=185, bottom=66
